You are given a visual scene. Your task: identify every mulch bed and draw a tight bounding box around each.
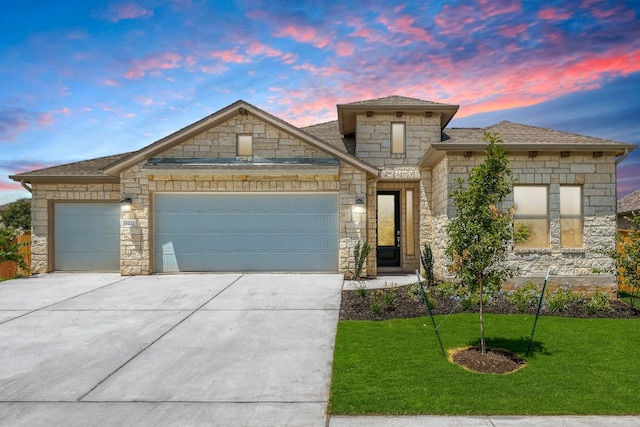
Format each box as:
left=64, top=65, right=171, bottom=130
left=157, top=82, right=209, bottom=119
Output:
left=339, top=285, right=640, bottom=321
left=451, top=347, right=527, bottom=374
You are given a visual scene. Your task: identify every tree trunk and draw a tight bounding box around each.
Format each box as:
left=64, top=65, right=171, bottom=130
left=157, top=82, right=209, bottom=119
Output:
left=479, top=277, right=486, bottom=354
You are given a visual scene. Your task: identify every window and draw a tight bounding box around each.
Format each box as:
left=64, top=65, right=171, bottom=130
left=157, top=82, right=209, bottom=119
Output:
left=391, top=123, right=405, bottom=154
left=406, top=190, right=415, bottom=256
left=513, top=186, right=548, bottom=248
left=237, top=135, right=253, bottom=156
left=560, top=186, right=583, bottom=247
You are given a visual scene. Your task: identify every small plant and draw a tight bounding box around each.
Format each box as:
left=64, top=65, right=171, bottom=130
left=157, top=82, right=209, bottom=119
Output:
left=505, top=281, right=541, bottom=312
left=353, top=240, right=372, bottom=279
left=545, top=286, right=582, bottom=312
left=585, top=289, right=613, bottom=315
left=370, top=291, right=383, bottom=315
left=352, top=280, right=369, bottom=298
left=382, top=283, right=396, bottom=306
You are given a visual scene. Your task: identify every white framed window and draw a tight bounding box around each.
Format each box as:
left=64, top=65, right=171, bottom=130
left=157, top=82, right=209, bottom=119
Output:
left=560, top=186, right=583, bottom=248
left=391, top=122, right=405, bottom=154
left=237, top=134, right=253, bottom=157
left=513, top=186, right=549, bottom=248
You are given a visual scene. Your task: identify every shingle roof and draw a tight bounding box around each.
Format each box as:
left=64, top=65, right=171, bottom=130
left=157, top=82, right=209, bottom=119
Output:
left=618, top=188, right=640, bottom=214
left=301, top=120, right=355, bottom=155
left=343, top=95, right=450, bottom=107
left=443, top=121, right=625, bottom=146
left=9, top=153, right=131, bottom=181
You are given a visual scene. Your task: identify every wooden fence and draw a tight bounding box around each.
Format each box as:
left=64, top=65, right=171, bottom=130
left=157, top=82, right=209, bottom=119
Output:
left=0, top=231, right=31, bottom=279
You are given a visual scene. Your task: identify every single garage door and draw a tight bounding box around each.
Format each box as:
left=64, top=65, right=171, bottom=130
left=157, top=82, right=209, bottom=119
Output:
left=154, top=193, right=338, bottom=272
left=54, top=203, right=120, bottom=271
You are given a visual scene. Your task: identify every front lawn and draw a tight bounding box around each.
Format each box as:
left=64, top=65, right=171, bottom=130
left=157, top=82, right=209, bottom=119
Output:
left=330, top=314, right=640, bottom=415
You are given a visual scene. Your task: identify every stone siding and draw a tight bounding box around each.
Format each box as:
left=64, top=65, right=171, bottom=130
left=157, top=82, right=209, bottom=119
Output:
left=161, top=114, right=332, bottom=160
left=427, top=151, right=618, bottom=287
left=355, top=114, right=441, bottom=167
left=30, top=183, right=120, bottom=273
left=118, top=114, right=365, bottom=275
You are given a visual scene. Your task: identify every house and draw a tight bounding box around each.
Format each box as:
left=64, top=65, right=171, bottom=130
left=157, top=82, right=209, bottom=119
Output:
left=9, top=96, right=637, bottom=289
left=618, top=188, right=640, bottom=230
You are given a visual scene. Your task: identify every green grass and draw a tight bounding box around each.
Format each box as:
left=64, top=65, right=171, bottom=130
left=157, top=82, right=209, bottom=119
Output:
left=330, top=314, right=640, bottom=415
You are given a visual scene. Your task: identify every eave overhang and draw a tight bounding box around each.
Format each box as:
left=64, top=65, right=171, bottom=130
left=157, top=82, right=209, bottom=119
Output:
left=337, top=103, right=459, bottom=135
left=419, top=142, right=638, bottom=168
left=8, top=174, right=120, bottom=184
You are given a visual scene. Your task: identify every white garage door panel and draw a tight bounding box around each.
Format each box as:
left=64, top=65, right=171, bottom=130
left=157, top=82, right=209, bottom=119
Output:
left=154, top=193, right=338, bottom=272
left=54, top=203, right=120, bottom=271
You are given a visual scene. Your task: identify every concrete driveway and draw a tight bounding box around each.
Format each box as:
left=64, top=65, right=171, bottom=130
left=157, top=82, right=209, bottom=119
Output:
left=0, top=273, right=343, bottom=426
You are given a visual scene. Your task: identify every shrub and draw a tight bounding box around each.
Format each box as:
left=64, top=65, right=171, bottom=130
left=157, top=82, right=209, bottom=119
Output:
left=505, top=281, right=541, bottom=312
left=585, top=289, right=613, bottom=315
left=546, top=286, right=583, bottom=312
left=353, top=241, right=372, bottom=279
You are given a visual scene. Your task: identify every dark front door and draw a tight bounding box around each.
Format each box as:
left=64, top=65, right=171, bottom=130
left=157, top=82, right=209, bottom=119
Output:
left=377, top=191, right=400, bottom=267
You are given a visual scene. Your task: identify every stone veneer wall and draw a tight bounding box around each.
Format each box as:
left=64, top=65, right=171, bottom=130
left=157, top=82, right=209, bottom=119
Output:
left=118, top=113, right=365, bottom=275
left=428, top=151, right=618, bottom=288
left=30, top=183, right=120, bottom=273
left=120, top=165, right=364, bottom=275
left=162, top=114, right=333, bottom=160
left=355, top=114, right=441, bottom=168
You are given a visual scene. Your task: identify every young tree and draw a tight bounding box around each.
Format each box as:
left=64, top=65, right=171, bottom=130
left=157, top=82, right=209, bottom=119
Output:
left=446, top=132, right=515, bottom=354
left=609, top=213, right=640, bottom=307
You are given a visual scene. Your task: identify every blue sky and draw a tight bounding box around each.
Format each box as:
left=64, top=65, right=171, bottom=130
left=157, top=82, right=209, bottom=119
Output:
left=1, top=0, right=639, bottom=204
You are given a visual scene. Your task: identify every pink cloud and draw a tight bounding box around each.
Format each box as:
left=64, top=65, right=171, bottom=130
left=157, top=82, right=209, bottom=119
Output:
left=377, top=15, right=435, bottom=45
left=538, top=7, right=573, bottom=20
left=125, top=52, right=182, bottom=79
left=273, top=24, right=331, bottom=49
left=478, top=0, right=522, bottom=18
left=499, top=23, right=528, bottom=38
left=100, top=2, right=154, bottom=23
left=246, top=42, right=282, bottom=58
left=434, top=4, right=482, bottom=36
left=103, top=79, right=119, bottom=87
left=209, top=48, right=250, bottom=64
left=0, top=181, right=23, bottom=191
left=335, top=42, right=354, bottom=56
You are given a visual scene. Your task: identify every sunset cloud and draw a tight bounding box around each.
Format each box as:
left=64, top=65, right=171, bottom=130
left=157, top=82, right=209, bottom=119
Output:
left=125, top=52, right=182, bottom=79
left=98, top=2, right=154, bottom=22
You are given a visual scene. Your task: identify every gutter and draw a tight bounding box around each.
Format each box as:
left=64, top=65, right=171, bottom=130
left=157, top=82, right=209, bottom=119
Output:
left=615, top=148, right=630, bottom=166
left=20, top=181, right=32, bottom=193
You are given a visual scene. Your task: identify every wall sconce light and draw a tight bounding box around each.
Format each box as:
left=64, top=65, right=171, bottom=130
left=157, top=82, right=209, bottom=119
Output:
left=528, top=151, right=538, bottom=158
left=560, top=151, right=571, bottom=158
left=120, top=197, right=132, bottom=212
left=352, top=198, right=366, bottom=214
left=593, top=151, right=603, bottom=158
left=463, top=151, right=473, bottom=158
left=396, top=111, right=404, bottom=118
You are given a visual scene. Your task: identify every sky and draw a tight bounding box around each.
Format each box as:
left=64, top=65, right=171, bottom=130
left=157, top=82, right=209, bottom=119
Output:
left=1, top=0, right=639, bottom=205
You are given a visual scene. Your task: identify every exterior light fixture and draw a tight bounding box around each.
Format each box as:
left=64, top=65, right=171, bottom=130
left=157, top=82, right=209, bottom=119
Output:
left=120, top=197, right=132, bottom=212
left=352, top=198, right=366, bottom=214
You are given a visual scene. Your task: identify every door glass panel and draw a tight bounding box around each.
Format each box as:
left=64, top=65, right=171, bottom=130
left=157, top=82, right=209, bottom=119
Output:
left=378, top=194, right=396, bottom=246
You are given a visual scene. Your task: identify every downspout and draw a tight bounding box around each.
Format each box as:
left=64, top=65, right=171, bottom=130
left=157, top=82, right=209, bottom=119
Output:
left=20, top=180, right=32, bottom=194
left=615, top=148, right=629, bottom=166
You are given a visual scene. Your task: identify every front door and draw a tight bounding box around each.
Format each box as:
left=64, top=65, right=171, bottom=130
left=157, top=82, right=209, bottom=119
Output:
left=377, top=191, right=400, bottom=267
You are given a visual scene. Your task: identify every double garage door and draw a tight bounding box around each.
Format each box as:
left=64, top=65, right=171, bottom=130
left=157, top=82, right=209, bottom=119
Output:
left=154, top=193, right=339, bottom=273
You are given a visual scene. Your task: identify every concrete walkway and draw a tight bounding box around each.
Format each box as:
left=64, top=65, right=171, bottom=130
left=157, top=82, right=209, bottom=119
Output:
left=0, top=273, right=342, bottom=426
